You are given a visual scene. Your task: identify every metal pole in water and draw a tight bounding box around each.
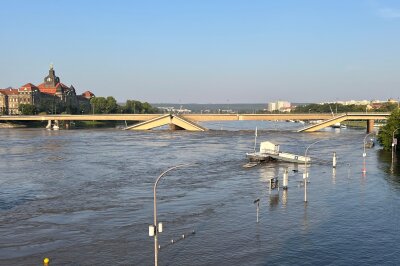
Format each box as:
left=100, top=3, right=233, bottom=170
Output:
left=283, top=168, right=288, bottom=189
left=151, top=164, right=193, bottom=266
left=362, top=132, right=374, bottom=175
left=254, top=198, right=260, bottom=223
left=332, top=152, right=337, bottom=168
left=253, top=127, right=258, bottom=152
left=304, top=139, right=325, bottom=203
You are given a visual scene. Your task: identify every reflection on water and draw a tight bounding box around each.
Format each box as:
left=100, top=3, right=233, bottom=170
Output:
left=377, top=149, right=400, bottom=189
left=332, top=168, right=336, bottom=184
left=269, top=194, right=280, bottom=209
left=0, top=126, right=400, bottom=265
left=282, top=189, right=288, bottom=207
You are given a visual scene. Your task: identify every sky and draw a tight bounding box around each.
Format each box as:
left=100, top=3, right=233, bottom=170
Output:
left=1, top=0, right=400, bottom=103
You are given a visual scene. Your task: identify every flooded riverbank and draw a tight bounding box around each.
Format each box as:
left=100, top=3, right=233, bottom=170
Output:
left=0, top=123, right=399, bottom=265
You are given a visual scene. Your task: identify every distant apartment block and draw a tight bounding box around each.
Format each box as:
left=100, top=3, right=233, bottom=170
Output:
left=267, top=101, right=291, bottom=112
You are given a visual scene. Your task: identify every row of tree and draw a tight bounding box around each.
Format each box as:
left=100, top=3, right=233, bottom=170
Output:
left=292, top=103, right=399, bottom=113
left=378, top=108, right=400, bottom=150
left=19, top=100, right=80, bottom=115
left=89, top=97, right=158, bottom=114
left=18, top=96, right=158, bottom=115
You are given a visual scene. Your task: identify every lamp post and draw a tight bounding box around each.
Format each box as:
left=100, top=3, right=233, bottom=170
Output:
left=304, top=139, right=325, bottom=203
left=392, top=128, right=399, bottom=164
left=150, top=164, right=192, bottom=266
left=362, top=132, right=375, bottom=174
left=253, top=198, right=260, bottom=223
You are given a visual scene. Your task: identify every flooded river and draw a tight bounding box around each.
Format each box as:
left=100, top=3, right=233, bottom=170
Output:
left=1, top=121, right=399, bottom=265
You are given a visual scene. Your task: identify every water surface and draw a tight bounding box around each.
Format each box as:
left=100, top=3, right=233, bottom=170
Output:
left=0, top=122, right=399, bottom=265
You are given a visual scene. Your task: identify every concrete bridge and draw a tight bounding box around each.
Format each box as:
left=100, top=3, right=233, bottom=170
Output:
left=0, top=112, right=390, bottom=132
left=297, top=112, right=389, bottom=133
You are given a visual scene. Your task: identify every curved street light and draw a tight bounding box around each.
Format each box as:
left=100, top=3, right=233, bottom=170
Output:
left=150, top=164, right=194, bottom=266
left=362, top=132, right=375, bottom=174
left=304, top=139, right=326, bottom=203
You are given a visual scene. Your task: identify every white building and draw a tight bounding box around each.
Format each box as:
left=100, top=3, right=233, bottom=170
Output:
left=267, top=102, right=276, bottom=112
left=267, top=101, right=291, bottom=112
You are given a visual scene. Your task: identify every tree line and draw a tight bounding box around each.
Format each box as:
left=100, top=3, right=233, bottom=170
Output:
left=18, top=96, right=158, bottom=115
left=292, top=103, right=399, bottom=114
left=89, top=97, right=158, bottom=114
left=378, top=108, right=400, bottom=150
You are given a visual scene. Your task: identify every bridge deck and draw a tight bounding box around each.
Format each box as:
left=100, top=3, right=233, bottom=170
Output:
left=297, top=113, right=390, bottom=132
left=0, top=112, right=390, bottom=132
left=1, top=113, right=388, bottom=122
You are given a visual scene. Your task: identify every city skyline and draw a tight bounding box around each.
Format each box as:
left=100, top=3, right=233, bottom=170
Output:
left=1, top=0, right=400, bottom=103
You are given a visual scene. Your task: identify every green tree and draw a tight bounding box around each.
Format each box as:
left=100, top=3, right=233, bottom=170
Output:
left=378, top=109, right=400, bottom=150
left=105, top=96, right=118, bottom=114
left=293, top=103, right=367, bottom=114
left=90, top=97, right=107, bottom=114
left=377, top=103, right=398, bottom=112
left=19, top=104, right=37, bottom=115
left=123, top=100, right=142, bottom=114
left=79, top=102, right=90, bottom=114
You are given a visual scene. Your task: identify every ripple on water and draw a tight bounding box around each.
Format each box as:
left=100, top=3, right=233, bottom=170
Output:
left=0, top=127, right=400, bottom=265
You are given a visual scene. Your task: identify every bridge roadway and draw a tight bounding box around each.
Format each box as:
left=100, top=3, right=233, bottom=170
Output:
left=0, top=113, right=340, bottom=122
left=0, top=112, right=390, bottom=132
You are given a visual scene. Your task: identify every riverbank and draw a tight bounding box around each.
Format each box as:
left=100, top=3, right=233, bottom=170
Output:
left=0, top=122, right=26, bottom=128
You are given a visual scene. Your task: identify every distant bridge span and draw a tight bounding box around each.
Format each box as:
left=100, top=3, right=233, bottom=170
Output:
left=0, top=112, right=390, bottom=132
left=297, top=113, right=389, bottom=132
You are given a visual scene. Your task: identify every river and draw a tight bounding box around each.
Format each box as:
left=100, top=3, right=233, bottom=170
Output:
left=0, top=121, right=399, bottom=265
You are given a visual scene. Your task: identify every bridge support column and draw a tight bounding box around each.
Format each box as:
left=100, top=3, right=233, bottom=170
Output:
left=46, top=120, right=52, bottom=129
left=65, top=121, right=70, bottom=129
left=367, top=119, right=374, bottom=133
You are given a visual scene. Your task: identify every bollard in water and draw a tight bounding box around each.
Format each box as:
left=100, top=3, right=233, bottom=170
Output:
left=332, top=152, right=337, bottom=168
left=43, top=258, right=50, bottom=266
left=254, top=198, right=260, bottom=223
left=283, top=168, right=289, bottom=189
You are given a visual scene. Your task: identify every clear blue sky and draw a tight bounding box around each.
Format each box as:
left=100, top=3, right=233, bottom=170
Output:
left=1, top=0, right=400, bottom=103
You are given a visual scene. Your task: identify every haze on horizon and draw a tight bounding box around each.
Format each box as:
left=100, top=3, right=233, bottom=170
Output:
left=1, top=0, right=399, bottom=104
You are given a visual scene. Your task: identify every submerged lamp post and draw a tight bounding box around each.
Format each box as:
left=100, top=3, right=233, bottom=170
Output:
left=149, top=164, right=192, bottom=266
left=362, top=132, right=375, bottom=174
left=253, top=198, right=260, bottom=223
left=304, top=139, right=325, bottom=203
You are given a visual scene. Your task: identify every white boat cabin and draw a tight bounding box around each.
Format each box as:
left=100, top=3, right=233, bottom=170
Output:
left=260, top=141, right=280, bottom=154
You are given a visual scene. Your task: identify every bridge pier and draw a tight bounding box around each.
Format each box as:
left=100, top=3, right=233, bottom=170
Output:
left=46, top=120, right=52, bottom=129
left=367, top=119, right=374, bottom=133
left=169, top=123, right=184, bottom=130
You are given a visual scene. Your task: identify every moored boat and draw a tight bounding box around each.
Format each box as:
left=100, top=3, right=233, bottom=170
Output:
left=246, top=141, right=310, bottom=164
